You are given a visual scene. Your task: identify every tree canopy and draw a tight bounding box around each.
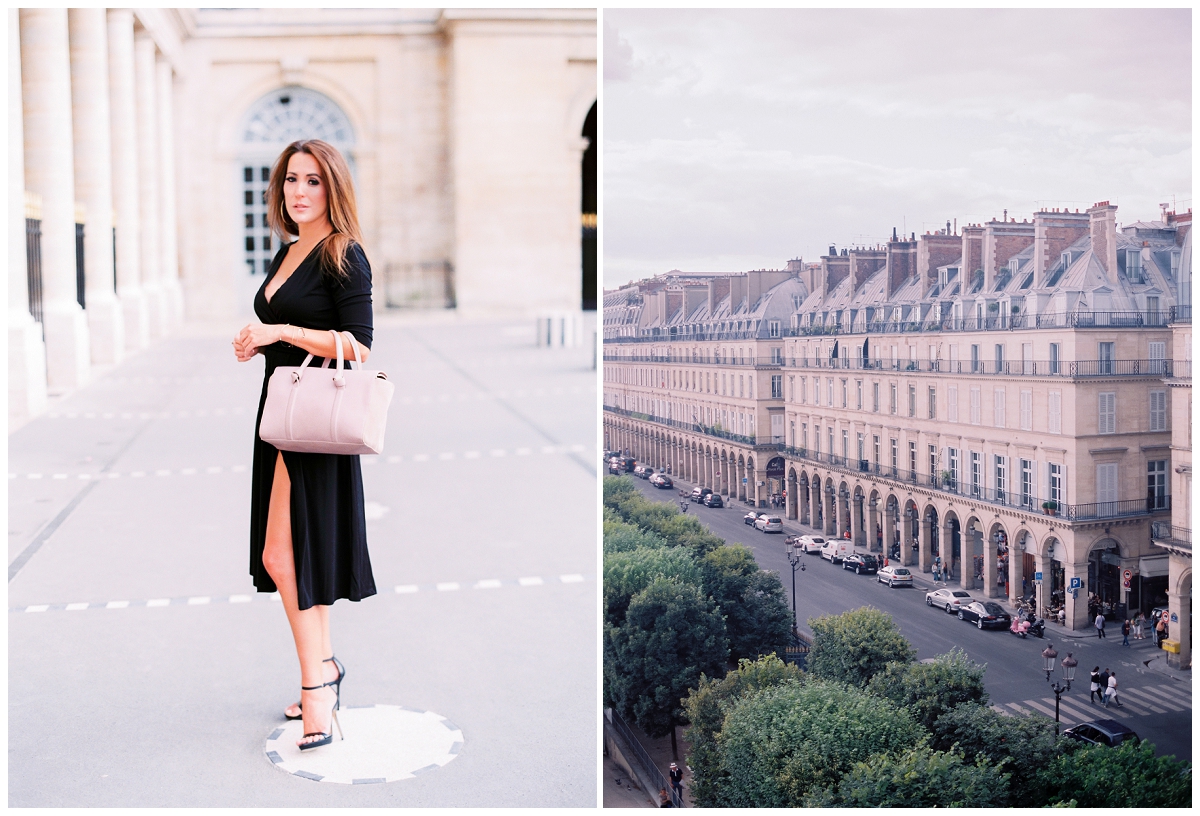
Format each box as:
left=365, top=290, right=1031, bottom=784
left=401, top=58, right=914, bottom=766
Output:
left=807, top=744, right=1011, bottom=807
left=603, top=545, right=704, bottom=626
left=866, top=647, right=988, bottom=732
left=700, top=545, right=792, bottom=662
left=806, top=606, right=916, bottom=688
left=1038, top=739, right=1191, bottom=808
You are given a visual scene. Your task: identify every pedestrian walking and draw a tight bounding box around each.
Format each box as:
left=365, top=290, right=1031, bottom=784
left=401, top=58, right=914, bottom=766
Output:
left=1097, top=667, right=1110, bottom=703
left=669, top=762, right=684, bottom=798
left=1089, top=666, right=1102, bottom=704
left=1105, top=671, right=1122, bottom=708
left=658, top=788, right=673, bottom=808
left=235, top=139, right=379, bottom=751
left=1121, top=619, right=1131, bottom=646
left=1156, top=615, right=1167, bottom=647
left=1095, top=612, right=1106, bottom=638
left=1134, top=611, right=1146, bottom=639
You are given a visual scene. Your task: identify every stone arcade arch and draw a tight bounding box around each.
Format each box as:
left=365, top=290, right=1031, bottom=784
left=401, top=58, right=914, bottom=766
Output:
left=787, top=468, right=799, bottom=521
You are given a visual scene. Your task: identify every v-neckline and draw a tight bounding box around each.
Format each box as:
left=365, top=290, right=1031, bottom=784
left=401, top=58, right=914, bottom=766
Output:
left=264, top=238, right=325, bottom=305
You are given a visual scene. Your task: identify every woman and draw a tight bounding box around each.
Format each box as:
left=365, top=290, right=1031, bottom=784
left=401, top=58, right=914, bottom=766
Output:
left=233, top=139, right=377, bottom=751
left=1088, top=666, right=1101, bottom=704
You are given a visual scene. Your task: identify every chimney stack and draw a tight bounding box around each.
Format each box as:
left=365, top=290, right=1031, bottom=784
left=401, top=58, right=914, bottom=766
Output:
left=1087, top=202, right=1119, bottom=283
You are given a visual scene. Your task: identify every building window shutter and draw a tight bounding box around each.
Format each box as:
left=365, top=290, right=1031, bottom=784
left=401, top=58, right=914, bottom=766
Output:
left=971, top=387, right=981, bottom=425
left=1096, top=463, right=1117, bottom=508
left=1020, top=389, right=1032, bottom=431
left=1150, top=390, right=1167, bottom=431
left=1099, top=392, right=1116, bottom=434
left=994, top=388, right=1005, bottom=427
left=949, top=386, right=958, bottom=422
left=1049, top=391, right=1061, bottom=434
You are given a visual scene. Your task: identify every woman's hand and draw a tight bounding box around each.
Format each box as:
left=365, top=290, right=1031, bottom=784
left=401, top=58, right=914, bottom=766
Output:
left=233, top=323, right=282, bottom=362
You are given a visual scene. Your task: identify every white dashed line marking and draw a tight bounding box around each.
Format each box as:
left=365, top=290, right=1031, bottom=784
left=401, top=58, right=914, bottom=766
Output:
left=518, top=577, right=544, bottom=586
left=560, top=574, right=583, bottom=583
left=106, top=601, right=129, bottom=609
left=146, top=598, right=170, bottom=607
left=436, top=582, right=461, bottom=592
left=474, top=579, right=502, bottom=589
left=65, top=603, right=89, bottom=611
left=395, top=585, right=419, bottom=594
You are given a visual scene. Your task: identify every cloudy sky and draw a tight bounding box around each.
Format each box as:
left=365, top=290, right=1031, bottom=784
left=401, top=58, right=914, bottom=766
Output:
left=603, top=9, right=1191, bottom=288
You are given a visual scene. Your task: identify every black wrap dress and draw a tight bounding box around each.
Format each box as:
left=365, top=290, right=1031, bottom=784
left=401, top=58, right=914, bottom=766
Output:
left=249, top=238, right=378, bottom=610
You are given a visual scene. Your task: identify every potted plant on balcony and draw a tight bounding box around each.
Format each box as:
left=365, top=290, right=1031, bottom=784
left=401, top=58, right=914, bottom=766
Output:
left=1042, top=500, right=1058, bottom=516
left=940, top=469, right=953, bottom=486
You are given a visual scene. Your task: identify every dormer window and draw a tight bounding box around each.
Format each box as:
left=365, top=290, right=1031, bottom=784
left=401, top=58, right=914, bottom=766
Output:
left=1125, top=249, right=1143, bottom=283
left=1008, top=258, right=1020, bottom=275
left=1061, top=251, right=1073, bottom=269
left=768, top=320, right=781, bottom=338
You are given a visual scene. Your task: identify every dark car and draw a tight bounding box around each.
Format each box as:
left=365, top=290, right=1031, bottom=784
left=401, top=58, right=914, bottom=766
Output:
left=957, top=601, right=1012, bottom=630
left=841, top=552, right=878, bottom=574
left=704, top=493, right=724, bottom=508
left=1063, top=719, right=1140, bottom=748
left=691, top=487, right=713, bottom=503
left=650, top=474, right=674, bottom=489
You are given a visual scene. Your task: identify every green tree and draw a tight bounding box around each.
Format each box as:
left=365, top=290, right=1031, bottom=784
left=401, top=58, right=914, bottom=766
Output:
left=701, top=545, right=792, bottom=661
left=807, top=744, right=1011, bottom=807
left=681, top=655, right=804, bottom=807
left=806, top=606, right=915, bottom=688
left=1038, top=740, right=1191, bottom=807
left=604, top=577, right=729, bottom=738
left=929, top=701, right=1062, bottom=806
left=603, top=517, right=668, bottom=555
left=603, top=474, right=637, bottom=507
left=603, top=545, right=703, bottom=626
left=716, top=680, right=924, bottom=806
left=866, top=647, right=987, bottom=731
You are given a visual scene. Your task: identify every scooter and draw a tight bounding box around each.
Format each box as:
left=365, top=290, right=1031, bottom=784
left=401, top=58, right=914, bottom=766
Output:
left=1009, top=610, right=1045, bottom=638
left=1010, top=616, right=1032, bottom=638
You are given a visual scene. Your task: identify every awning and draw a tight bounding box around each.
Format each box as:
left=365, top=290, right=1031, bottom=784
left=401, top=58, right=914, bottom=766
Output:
left=1139, top=555, right=1171, bottom=578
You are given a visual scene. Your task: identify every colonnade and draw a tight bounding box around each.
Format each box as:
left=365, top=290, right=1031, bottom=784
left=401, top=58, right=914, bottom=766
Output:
left=10, top=9, right=182, bottom=420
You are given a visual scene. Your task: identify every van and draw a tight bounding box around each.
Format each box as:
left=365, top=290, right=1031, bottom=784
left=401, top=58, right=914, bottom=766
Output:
left=820, top=539, right=854, bottom=563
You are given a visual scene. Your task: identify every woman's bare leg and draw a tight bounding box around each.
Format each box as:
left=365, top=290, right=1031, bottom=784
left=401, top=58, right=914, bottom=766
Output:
left=262, top=452, right=337, bottom=745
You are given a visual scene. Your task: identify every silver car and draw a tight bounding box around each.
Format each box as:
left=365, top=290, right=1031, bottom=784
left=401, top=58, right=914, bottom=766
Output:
left=925, top=588, right=974, bottom=613
left=798, top=534, right=826, bottom=554
left=877, top=565, right=913, bottom=588
left=754, top=515, right=783, bottom=533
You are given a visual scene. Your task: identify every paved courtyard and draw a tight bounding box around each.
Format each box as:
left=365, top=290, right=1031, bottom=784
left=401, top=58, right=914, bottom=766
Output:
left=8, top=313, right=598, bottom=806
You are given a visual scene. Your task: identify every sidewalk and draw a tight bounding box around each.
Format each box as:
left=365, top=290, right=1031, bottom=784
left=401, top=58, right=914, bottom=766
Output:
left=8, top=315, right=598, bottom=807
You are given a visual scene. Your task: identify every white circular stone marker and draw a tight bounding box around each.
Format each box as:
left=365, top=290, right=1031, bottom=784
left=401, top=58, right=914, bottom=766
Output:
left=264, top=705, right=463, bottom=784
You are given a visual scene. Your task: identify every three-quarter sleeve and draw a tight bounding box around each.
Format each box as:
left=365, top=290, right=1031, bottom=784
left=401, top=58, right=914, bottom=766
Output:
left=328, top=242, right=374, bottom=349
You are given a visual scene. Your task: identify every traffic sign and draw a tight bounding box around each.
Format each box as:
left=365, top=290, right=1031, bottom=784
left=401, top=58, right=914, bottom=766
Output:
left=1122, top=569, right=1132, bottom=582
left=1069, top=577, right=1081, bottom=590
left=743, top=477, right=748, bottom=484
left=1034, top=571, right=1043, bottom=582
left=1123, top=580, right=1131, bottom=589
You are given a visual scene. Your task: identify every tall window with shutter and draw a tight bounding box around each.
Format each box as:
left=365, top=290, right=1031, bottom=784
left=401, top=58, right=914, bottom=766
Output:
left=970, top=387, right=981, bottom=425
left=1048, top=463, right=1062, bottom=504
left=1098, top=392, right=1116, bottom=434
left=993, top=388, right=1005, bottom=427
left=949, top=386, right=958, bottom=422
left=1020, top=389, right=1032, bottom=431
left=1149, top=341, right=1166, bottom=375
left=1096, top=462, right=1117, bottom=513
left=1150, top=390, right=1167, bottom=431
left=1049, top=391, right=1062, bottom=433
left=994, top=455, right=1006, bottom=502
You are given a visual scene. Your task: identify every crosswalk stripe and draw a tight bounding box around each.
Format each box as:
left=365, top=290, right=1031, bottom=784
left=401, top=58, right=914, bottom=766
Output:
left=1137, top=684, right=1191, bottom=706
left=1121, top=688, right=1177, bottom=712
left=1105, top=696, right=1158, bottom=716
left=991, top=704, right=1010, bottom=716
left=1005, top=702, right=1035, bottom=716
left=1024, top=698, right=1075, bottom=724
left=1056, top=700, right=1098, bottom=722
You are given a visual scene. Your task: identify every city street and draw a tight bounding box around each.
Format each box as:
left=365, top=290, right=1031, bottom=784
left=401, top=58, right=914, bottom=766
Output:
left=621, top=474, right=1191, bottom=763
left=9, top=314, right=598, bottom=807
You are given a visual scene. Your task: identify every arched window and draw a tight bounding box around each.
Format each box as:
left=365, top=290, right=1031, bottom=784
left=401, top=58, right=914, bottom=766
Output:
left=237, top=86, right=355, bottom=276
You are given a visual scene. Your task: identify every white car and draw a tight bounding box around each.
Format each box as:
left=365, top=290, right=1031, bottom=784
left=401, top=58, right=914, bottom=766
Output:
left=744, top=511, right=760, bottom=526
left=754, top=515, right=783, bottom=533
left=925, top=588, right=974, bottom=613
left=798, top=534, right=827, bottom=554
left=820, top=538, right=853, bottom=563
left=877, top=565, right=913, bottom=587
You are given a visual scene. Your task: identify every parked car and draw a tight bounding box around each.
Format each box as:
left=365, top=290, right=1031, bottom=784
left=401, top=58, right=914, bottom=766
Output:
left=1063, top=719, right=1140, bottom=748
left=650, top=473, right=674, bottom=489
left=607, top=460, right=622, bottom=475
left=798, top=534, right=827, bottom=554
left=754, top=515, right=783, bottom=533
left=820, top=539, right=854, bottom=563
left=744, top=511, right=760, bottom=525
left=877, top=565, right=913, bottom=587
left=704, top=493, right=724, bottom=508
left=926, top=588, right=975, bottom=613
left=842, top=552, right=878, bottom=574
left=957, top=601, right=1012, bottom=629
left=691, top=487, right=713, bottom=503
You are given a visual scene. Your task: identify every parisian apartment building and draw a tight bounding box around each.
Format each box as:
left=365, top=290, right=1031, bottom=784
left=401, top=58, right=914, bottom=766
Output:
left=603, top=202, right=1192, bottom=665
left=11, top=8, right=596, bottom=425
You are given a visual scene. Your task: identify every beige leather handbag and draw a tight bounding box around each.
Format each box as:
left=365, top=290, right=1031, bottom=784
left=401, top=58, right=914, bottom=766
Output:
left=259, top=330, right=395, bottom=455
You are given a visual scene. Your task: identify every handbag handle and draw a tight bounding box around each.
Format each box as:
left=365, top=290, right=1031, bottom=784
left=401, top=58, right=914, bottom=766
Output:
left=292, top=330, right=364, bottom=382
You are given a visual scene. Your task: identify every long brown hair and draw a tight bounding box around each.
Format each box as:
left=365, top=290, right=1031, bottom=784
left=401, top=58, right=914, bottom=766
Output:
left=266, top=139, right=364, bottom=279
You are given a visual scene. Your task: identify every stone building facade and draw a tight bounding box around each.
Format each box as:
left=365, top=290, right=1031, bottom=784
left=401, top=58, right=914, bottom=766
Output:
left=10, top=8, right=597, bottom=423
left=604, top=203, right=1191, bottom=637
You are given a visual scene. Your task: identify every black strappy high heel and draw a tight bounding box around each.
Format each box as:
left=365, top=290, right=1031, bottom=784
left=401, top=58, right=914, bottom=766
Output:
left=297, top=678, right=343, bottom=751
left=285, top=656, right=344, bottom=720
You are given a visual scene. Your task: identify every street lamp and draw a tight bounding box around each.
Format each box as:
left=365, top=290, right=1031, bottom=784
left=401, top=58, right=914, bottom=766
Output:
left=785, top=539, right=806, bottom=636
left=1061, top=652, right=1078, bottom=691
left=1041, top=644, right=1058, bottom=681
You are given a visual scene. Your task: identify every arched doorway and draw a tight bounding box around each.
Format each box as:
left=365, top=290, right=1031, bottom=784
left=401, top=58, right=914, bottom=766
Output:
left=1088, top=538, right=1123, bottom=618
left=236, top=86, right=355, bottom=310
left=581, top=101, right=596, bottom=310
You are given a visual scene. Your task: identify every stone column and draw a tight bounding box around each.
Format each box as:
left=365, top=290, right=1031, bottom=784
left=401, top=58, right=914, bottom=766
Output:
left=824, top=489, right=836, bottom=536
left=68, top=8, right=123, bottom=365
left=850, top=494, right=862, bottom=547
left=1064, top=561, right=1089, bottom=631
left=9, top=9, right=48, bottom=422
left=943, top=518, right=956, bottom=581
left=962, top=525, right=980, bottom=590
left=919, top=515, right=933, bottom=573
left=107, top=9, right=144, bottom=349
left=754, top=466, right=766, bottom=508
left=134, top=28, right=163, bottom=337
left=867, top=499, right=879, bottom=552
left=983, top=528, right=999, bottom=598
left=900, top=510, right=913, bottom=567
left=883, top=506, right=895, bottom=564
left=158, top=56, right=181, bottom=324
left=1034, top=549, right=1048, bottom=618
left=1166, top=558, right=1190, bottom=669
left=1009, top=534, right=1024, bottom=604
left=21, top=9, right=90, bottom=392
